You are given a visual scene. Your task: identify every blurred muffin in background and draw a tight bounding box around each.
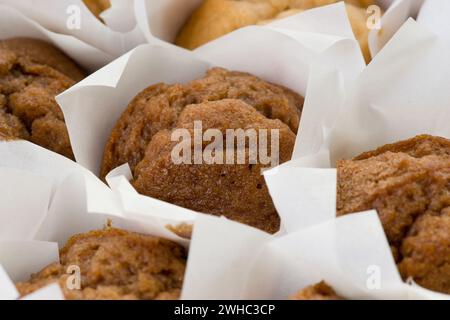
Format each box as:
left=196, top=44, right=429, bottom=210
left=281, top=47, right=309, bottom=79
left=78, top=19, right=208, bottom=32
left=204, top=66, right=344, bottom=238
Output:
left=0, top=37, right=85, bottom=159
left=176, top=0, right=377, bottom=62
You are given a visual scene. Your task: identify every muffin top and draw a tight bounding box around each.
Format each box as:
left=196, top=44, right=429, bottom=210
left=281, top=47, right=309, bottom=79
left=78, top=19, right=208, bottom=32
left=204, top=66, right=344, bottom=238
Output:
left=101, top=68, right=302, bottom=233
left=101, top=67, right=303, bottom=177
left=16, top=228, right=187, bottom=300
left=0, top=38, right=85, bottom=82
left=337, top=135, right=450, bottom=294
left=0, top=38, right=84, bottom=158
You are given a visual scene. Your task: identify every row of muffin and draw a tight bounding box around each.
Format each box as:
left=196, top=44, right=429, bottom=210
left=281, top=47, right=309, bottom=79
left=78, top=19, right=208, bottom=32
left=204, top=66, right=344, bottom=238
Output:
left=1, top=34, right=448, bottom=298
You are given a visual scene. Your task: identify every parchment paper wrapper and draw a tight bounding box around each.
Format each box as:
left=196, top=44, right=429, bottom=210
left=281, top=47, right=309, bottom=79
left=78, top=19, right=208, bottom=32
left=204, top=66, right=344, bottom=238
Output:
left=0, top=0, right=147, bottom=71
left=183, top=212, right=449, bottom=300
left=258, top=17, right=450, bottom=299
left=55, top=4, right=365, bottom=233
left=293, top=17, right=450, bottom=166
left=135, top=0, right=424, bottom=62
left=0, top=140, right=193, bottom=299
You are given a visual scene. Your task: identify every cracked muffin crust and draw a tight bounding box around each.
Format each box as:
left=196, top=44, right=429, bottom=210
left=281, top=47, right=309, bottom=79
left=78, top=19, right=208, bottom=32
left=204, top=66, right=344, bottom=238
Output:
left=337, top=135, right=450, bottom=294
left=101, top=68, right=302, bottom=233
left=0, top=38, right=85, bottom=158
left=16, top=228, right=187, bottom=300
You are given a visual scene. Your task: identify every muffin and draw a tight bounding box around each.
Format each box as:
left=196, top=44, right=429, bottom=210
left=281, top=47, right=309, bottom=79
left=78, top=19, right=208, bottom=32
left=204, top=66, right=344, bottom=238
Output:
left=290, top=281, right=343, bottom=300
left=16, top=228, right=187, bottom=300
left=176, top=0, right=376, bottom=62
left=0, top=38, right=85, bottom=159
left=101, top=68, right=303, bottom=233
left=83, top=0, right=111, bottom=20
left=337, top=135, right=450, bottom=294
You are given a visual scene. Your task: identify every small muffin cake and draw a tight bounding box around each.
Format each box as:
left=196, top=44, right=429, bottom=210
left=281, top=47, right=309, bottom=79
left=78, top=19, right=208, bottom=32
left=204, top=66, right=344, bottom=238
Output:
left=337, top=135, right=450, bottom=294
left=16, top=228, right=187, bottom=300
left=102, top=68, right=303, bottom=233
left=176, top=0, right=376, bottom=62
left=83, top=0, right=111, bottom=20
left=290, top=281, right=343, bottom=300
left=0, top=38, right=85, bottom=159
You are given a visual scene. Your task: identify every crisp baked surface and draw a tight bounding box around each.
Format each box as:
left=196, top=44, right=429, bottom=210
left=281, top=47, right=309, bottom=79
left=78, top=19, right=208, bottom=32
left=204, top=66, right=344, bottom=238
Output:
left=290, top=281, right=343, bottom=300
left=0, top=38, right=84, bottom=158
left=176, top=0, right=375, bottom=62
left=102, top=68, right=302, bottom=233
left=337, top=135, right=450, bottom=294
left=0, top=38, right=85, bottom=82
left=101, top=67, right=302, bottom=175
left=16, top=228, right=187, bottom=300
left=132, top=99, right=296, bottom=233
left=83, top=0, right=111, bottom=20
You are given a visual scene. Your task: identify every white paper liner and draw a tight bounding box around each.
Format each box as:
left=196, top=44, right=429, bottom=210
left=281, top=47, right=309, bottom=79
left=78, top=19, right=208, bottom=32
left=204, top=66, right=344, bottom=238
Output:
left=0, top=265, right=19, bottom=300
left=0, top=4, right=113, bottom=72
left=417, top=0, right=450, bottom=43
left=293, top=18, right=450, bottom=165
left=54, top=5, right=365, bottom=237
left=0, top=0, right=149, bottom=70
left=0, top=140, right=191, bottom=246
left=21, top=283, right=64, bottom=300
left=259, top=17, right=450, bottom=299
left=183, top=211, right=449, bottom=300
left=0, top=141, right=192, bottom=299
left=134, top=0, right=422, bottom=63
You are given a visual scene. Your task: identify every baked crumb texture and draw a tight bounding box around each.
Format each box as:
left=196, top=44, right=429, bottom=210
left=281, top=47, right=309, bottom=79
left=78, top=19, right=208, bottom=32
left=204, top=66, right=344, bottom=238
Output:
left=0, top=38, right=85, bottom=158
left=102, top=68, right=304, bottom=234
left=337, top=135, right=450, bottom=294
left=16, top=228, right=187, bottom=300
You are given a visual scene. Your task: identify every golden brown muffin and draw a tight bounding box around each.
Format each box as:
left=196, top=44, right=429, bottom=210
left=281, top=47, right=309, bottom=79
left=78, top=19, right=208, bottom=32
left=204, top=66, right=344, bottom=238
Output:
left=131, top=99, right=296, bottom=233
left=101, top=68, right=303, bottom=233
left=290, top=281, right=343, bottom=300
left=176, top=0, right=376, bottom=62
left=83, top=0, right=111, bottom=20
left=337, top=135, right=450, bottom=294
left=0, top=38, right=85, bottom=82
left=0, top=39, right=83, bottom=158
left=399, top=213, right=450, bottom=293
left=101, top=67, right=303, bottom=176
left=16, top=228, right=187, bottom=300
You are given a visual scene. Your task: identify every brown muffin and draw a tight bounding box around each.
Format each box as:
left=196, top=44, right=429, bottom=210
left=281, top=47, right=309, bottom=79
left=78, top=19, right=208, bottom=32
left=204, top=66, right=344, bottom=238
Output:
left=102, top=67, right=303, bottom=177
left=101, top=68, right=302, bottom=233
left=0, top=38, right=85, bottom=82
left=337, top=135, right=450, bottom=294
left=83, top=0, right=111, bottom=20
left=16, top=228, right=187, bottom=300
left=399, top=213, right=450, bottom=293
left=176, top=0, right=376, bottom=62
left=0, top=38, right=85, bottom=158
left=290, top=281, right=343, bottom=300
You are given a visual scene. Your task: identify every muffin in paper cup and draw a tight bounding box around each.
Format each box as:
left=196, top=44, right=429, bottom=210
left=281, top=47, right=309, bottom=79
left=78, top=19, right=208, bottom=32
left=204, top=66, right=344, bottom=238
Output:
left=0, top=142, right=191, bottom=300
left=134, top=0, right=424, bottom=63
left=54, top=4, right=364, bottom=236
left=260, top=17, right=450, bottom=298
left=183, top=212, right=450, bottom=299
